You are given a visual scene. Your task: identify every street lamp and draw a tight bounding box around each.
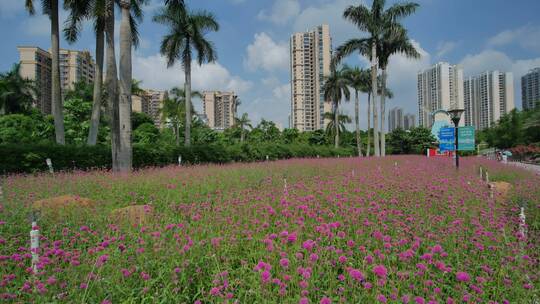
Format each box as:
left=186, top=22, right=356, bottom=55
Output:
left=447, top=108, right=465, bottom=168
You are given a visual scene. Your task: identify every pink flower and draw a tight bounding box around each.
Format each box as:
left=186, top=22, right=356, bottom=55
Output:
left=377, top=294, right=387, bottom=303
left=280, top=258, right=289, bottom=268
left=140, top=272, right=150, bottom=281
left=210, top=287, right=220, bottom=296
left=373, top=265, right=388, bottom=278
left=338, top=255, right=347, bottom=263
left=414, top=297, right=425, bottom=304
left=348, top=268, right=364, bottom=282
left=456, top=271, right=470, bottom=282
left=261, top=270, right=271, bottom=283
left=299, top=297, right=309, bottom=304
left=320, top=297, right=332, bottom=304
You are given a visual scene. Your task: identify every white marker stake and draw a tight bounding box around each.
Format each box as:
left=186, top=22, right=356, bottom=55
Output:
left=266, top=155, right=269, bottom=161
left=283, top=178, right=287, bottom=193
left=30, top=222, right=39, bottom=274
left=316, top=155, right=320, bottom=159
left=479, top=166, right=483, bottom=179
left=45, top=158, right=53, bottom=174
left=519, top=207, right=526, bottom=238
left=489, top=184, right=494, bottom=199
left=485, top=172, right=489, bottom=184
left=178, top=156, right=182, bottom=166
left=394, top=162, right=398, bottom=167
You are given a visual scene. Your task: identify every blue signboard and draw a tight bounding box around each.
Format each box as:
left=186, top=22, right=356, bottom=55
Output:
left=439, top=127, right=455, bottom=152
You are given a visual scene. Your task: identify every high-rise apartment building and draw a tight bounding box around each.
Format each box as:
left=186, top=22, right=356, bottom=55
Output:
left=464, top=71, right=515, bottom=130
left=58, top=48, right=95, bottom=93
left=18, top=46, right=95, bottom=114
left=145, top=90, right=168, bottom=128
left=202, top=91, right=237, bottom=130
left=290, top=24, right=332, bottom=131
left=132, top=94, right=149, bottom=115
left=404, top=114, right=416, bottom=130
left=388, top=107, right=404, bottom=131
left=417, top=62, right=464, bottom=128
left=521, top=68, right=540, bottom=110
left=17, top=46, right=52, bottom=114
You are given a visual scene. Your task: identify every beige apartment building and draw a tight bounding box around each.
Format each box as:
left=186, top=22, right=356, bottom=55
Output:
left=202, top=91, right=237, bottom=130
left=145, top=89, right=168, bottom=128
left=17, top=46, right=95, bottom=114
left=132, top=94, right=149, bottom=114
left=17, top=46, right=52, bottom=114
left=58, top=48, right=95, bottom=93
left=290, top=24, right=332, bottom=131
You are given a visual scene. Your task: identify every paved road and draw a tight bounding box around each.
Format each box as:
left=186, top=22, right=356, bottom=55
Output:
left=509, top=162, right=540, bottom=175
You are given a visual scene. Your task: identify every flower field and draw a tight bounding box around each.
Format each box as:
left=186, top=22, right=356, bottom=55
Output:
left=0, top=156, right=539, bottom=303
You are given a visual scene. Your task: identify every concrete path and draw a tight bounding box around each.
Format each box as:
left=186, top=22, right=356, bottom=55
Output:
left=508, top=162, right=540, bottom=175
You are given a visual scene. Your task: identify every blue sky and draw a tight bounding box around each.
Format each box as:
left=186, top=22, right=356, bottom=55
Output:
left=1, top=0, right=540, bottom=129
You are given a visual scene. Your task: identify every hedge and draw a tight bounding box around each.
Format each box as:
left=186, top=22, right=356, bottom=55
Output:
left=0, top=143, right=355, bottom=174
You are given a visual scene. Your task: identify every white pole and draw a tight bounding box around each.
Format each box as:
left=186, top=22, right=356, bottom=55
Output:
left=479, top=166, right=483, bottom=179
left=485, top=172, right=489, bottom=184
left=30, top=222, right=40, bottom=274
left=283, top=178, right=287, bottom=194
left=266, top=155, right=269, bottom=161
left=519, top=207, right=526, bottom=238
left=45, top=158, right=53, bottom=174
left=178, top=155, right=182, bottom=166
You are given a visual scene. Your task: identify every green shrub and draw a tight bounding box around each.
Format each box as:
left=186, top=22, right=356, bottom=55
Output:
left=0, top=143, right=354, bottom=174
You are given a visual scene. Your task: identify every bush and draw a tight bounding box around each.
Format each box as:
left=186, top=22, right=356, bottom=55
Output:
left=0, top=143, right=355, bottom=174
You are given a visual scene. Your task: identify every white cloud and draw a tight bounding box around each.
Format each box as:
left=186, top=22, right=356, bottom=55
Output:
left=436, top=41, right=458, bottom=58
left=293, top=0, right=358, bottom=45
left=237, top=79, right=291, bottom=126
left=488, top=25, right=540, bottom=52
left=244, top=32, right=289, bottom=72
left=132, top=52, right=252, bottom=95
left=258, top=0, right=300, bottom=26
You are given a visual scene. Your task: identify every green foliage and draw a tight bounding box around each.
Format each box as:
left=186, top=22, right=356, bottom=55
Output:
left=0, top=63, right=35, bottom=114
left=479, top=107, right=540, bottom=149
left=133, top=123, right=160, bottom=145
left=132, top=112, right=155, bottom=130
left=0, top=112, right=53, bottom=144
left=64, top=97, right=92, bottom=144
left=0, top=143, right=354, bottom=174
left=387, top=127, right=435, bottom=154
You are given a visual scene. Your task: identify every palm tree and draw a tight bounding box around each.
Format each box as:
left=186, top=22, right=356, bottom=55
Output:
left=0, top=64, right=36, bottom=115
left=153, top=3, right=219, bottom=147
left=162, top=87, right=201, bottom=146
left=234, top=112, right=252, bottom=143
left=378, top=27, right=420, bottom=156
left=324, top=112, right=352, bottom=141
left=132, top=79, right=145, bottom=95
left=64, top=0, right=102, bottom=146
left=365, top=74, right=394, bottom=156
left=323, top=67, right=351, bottom=148
left=25, top=0, right=65, bottom=144
left=335, top=0, right=419, bottom=156
left=343, top=65, right=370, bottom=156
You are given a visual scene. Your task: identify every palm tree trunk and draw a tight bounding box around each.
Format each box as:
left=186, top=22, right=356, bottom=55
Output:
left=241, top=127, right=245, bottom=143
left=334, top=102, right=339, bottom=149
left=118, top=1, right=133, bottom=172
left=175, top=122, right=180, bottom=146
left=371, top=42, right=379, bottom=157
left=355, top=89, right=362, bottom=157
left=380, top=67, right=387, bottom=157
left=184, top=55, right=192, bottom=147
left=87, top=27, right=104, bottom=146
left=367, top=92, right=371, bottom=156
left=50, top=0, right=65, bottom=144
left=105, top=0, right=120, bottom=171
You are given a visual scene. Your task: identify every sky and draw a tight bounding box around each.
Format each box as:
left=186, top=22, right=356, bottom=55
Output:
left=1, top=0, right=540, bottom=130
